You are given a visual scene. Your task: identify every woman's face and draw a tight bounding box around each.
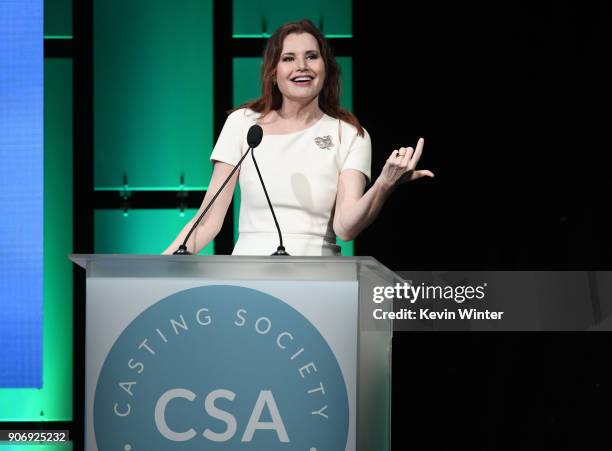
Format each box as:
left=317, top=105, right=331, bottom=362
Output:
left=275, top=32, right=326, bottom=103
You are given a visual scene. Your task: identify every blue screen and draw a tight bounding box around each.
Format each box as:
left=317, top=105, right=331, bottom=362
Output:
left=0, top=0, right=44, bottom=388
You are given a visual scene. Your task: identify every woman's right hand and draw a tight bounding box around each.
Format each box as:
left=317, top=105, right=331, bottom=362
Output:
left=377, top=138, right=434, bottom=190
left=162, top=161, right=239, bottom=255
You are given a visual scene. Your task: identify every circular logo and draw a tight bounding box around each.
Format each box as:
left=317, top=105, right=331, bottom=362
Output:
left=94, top=285, right=349, bottom=450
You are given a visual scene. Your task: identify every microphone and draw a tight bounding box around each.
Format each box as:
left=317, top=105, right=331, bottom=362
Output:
left=246, top=123, right=264, bottom=148
left=173, top=124, right=264, bottom=255
left=250, top=139, right=289, bottom=256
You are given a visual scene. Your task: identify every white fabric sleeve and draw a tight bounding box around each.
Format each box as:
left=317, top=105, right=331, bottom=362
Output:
left=209, top=109, right=246, bottom=166
left=341, top=127, right=372, bottom=182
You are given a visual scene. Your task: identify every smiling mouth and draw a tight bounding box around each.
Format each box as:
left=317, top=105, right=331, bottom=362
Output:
left=290, top=76, right=314, bottom=85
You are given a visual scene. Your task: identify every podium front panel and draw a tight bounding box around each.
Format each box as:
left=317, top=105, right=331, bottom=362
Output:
left=72, top=255, right=393, bottom=451
left=86, top=277, right=357, bottom=451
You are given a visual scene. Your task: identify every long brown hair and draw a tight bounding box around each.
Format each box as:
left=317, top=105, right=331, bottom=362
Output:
left=232, top=19, right=364, bottom=137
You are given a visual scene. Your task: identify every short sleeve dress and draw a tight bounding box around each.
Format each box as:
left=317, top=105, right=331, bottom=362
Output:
left=210, top=108, right=371, bottom=256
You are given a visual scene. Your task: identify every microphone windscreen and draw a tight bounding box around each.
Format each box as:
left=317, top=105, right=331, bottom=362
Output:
left=247, top=124, right=264, bottom=148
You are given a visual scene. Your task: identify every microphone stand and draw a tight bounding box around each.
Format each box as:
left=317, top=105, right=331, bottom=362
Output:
left=173, top=147, right=253, bottom=255
left=251, top=149, right=289, bottom=256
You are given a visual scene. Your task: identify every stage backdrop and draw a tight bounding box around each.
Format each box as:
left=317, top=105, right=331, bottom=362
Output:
left=0, top=0, right=44, bottom=389
left=0, top=0, right=73, bottom=422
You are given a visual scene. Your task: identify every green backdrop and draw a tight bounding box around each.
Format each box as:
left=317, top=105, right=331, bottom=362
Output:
left=94, top=209, right=214, bottom=255
left=233, top=0, right=352, bottom=37
left=93, top=0, right=214, bottom=190
left=44, top=0, right=72, bottom=38
left=0, top=444, right=72, bottom=450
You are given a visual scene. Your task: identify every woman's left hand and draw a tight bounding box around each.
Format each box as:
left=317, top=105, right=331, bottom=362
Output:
left=378, top=137, right=434, bottom=189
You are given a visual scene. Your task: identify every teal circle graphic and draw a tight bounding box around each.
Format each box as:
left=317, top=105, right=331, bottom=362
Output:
left=94, top=285, right=349, bottom=450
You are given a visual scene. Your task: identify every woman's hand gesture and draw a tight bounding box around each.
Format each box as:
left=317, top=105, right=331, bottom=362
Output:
left=378, top=138, right=434, bottom=190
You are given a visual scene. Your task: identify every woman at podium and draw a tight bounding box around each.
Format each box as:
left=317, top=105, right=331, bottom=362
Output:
left=164, top=19, right=433, bottom=256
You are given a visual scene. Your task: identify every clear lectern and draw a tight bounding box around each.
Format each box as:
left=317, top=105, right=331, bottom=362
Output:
left=71, top=255, right=397, bottom=451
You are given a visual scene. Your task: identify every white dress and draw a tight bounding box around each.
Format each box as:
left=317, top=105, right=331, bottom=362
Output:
left=210, top=108, right=371, bottom=256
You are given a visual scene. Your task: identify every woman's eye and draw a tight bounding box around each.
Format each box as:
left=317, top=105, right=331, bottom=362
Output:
left=282, top=55, right=317, bottom=62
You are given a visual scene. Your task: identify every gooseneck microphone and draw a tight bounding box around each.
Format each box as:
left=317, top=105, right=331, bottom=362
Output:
left=250, top=145, right=289, bottom=256
left=173, top=124, right=264, bottom=255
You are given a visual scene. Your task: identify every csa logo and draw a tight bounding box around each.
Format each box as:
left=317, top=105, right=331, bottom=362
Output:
left=94, top=285, right=349, bottom=450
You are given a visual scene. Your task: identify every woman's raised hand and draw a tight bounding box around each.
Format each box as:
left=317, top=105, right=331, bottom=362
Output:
left=378, top=137, right=434, bottom=189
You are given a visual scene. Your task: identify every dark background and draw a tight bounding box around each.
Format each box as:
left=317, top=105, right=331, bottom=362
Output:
left=354, top=0, right=611, bottom=270
left=392, top=333, right=611, bottom=450
left=352, top=1, right=611, bottom=449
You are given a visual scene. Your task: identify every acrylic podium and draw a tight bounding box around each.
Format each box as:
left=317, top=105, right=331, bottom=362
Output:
left=71, top=254, right=397, bottom=451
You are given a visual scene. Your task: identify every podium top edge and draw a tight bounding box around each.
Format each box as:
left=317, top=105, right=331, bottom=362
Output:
left=70, top=254, right=380, bottom=267
left=69, top=254, right=401, bottom=282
